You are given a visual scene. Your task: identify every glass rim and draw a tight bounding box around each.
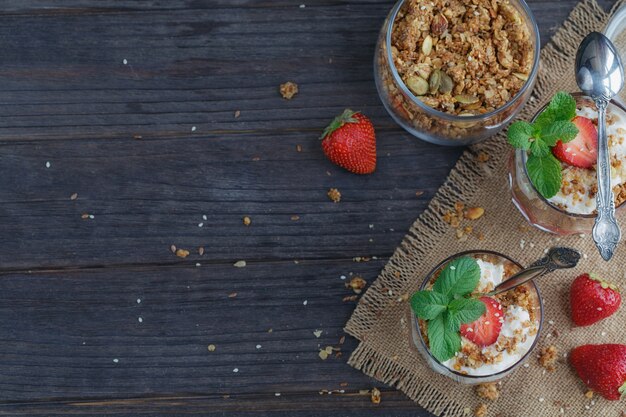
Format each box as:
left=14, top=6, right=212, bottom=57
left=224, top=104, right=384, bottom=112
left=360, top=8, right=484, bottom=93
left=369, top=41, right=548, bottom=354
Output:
left=519, top=92, right=626, bottom=219
left=414, top=250, right=544, bottom=380
left=384, top=0, right=541, bottom=122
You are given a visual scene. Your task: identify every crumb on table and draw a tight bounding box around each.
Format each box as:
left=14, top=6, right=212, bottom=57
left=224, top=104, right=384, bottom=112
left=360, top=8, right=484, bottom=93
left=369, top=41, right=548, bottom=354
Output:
left=327, top=188, right=341, bottom=203
left=475, top=382, right=499, bottom=401
left=539, top=345, right=558, bottom=371
left=279, top=81, right=299, bottom=99
left=474, top=403, right=487, bottom=417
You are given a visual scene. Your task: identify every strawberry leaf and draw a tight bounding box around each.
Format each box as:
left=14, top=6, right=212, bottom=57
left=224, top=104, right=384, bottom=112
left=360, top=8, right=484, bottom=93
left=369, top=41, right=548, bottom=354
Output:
left=320, top=109, right=358, bottom=139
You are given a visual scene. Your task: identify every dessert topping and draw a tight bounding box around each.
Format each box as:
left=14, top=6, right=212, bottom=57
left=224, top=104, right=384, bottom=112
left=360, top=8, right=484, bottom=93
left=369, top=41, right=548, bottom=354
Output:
left=410, top=257, right=485, bottom=361
left=460, top=296, right=503, bottom=347
left=507, top=91, right=580, bottom=198
left=552, top=116, right=598, bottom=169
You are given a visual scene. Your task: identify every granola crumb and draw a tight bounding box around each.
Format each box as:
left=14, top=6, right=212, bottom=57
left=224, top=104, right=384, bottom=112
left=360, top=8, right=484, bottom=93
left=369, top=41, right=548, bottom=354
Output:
left=279, top=81, right=299, bottom=99
left=342, top=295, right=358, bottom=302
left=347, top=276, right=367, bottom=294
left=234, top=110, right=241, bottom=118
left=296, top=144, right=302, bottom=152
left=539, top=345, right=558, bottom=371
left=474, top=404, right=488, bottom=417
left=584, top=390, right=593, bottom=399
left=465, top=207, right=485, bottom=220
left=415, top=190, right=425, bottom=197
left=243, top=216, right=251, bottom=226
left=133, top=134, right=143, bottom=140
left=70, top=193, right=78, bottom=200
left=477, top=152, right=490, bottom=163
left=476, top=382, right=499, bottom=401
left=291, top=215, right=300, bottom=221
left=175, top=249, right=190, bottom=258
left=208, top=344, right=216, bottom=352
left=370, top=387, right=381, bottom=404
left=327, top=188, right=341, bottom=203
left=228, top=292, right=237, bottom=298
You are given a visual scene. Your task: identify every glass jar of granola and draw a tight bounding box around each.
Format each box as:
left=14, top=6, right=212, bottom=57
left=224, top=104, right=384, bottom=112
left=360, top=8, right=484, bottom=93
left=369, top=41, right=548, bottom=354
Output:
left=509, top=94, right=626, bottom=235
left=409, top=250, right=543, bottom=384
left=375, top=0, right=540, bottom=146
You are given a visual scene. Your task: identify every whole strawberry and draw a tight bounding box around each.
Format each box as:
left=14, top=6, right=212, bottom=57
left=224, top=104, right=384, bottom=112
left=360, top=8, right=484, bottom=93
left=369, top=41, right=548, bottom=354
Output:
left=570, top=273, right=621, bottom=326
left=570, top=344, right=626, bottom=400
left=321, top=109, right=376, bottom=174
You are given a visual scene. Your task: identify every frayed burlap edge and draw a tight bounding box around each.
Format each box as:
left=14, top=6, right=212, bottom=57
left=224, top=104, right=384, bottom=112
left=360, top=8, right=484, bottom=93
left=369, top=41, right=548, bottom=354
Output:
left=345, top=1, right=626, bottom=416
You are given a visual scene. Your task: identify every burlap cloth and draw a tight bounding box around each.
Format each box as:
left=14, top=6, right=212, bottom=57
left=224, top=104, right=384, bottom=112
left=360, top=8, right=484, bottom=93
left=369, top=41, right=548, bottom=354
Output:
left=345, top=1, right=626, bottom=416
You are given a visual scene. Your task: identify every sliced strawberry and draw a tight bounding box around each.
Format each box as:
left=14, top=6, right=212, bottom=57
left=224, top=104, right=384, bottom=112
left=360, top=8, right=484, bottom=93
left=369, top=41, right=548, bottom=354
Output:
left=552, top=116, right=598, bottom=169
left=460, top=296, right=503, bottom=347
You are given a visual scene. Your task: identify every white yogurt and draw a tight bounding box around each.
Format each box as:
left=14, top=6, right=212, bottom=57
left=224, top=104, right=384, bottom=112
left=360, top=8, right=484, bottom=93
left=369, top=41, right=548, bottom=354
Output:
left=547, top=103, right=626, bottom=215
left=442, top=259, right=539, bottom=376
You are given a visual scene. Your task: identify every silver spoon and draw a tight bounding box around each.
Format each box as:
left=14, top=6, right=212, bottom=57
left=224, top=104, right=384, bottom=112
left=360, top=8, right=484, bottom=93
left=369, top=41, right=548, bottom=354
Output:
left=487, top=247, right=580, bottom=296
left=575, top=32, right=624, bottom=261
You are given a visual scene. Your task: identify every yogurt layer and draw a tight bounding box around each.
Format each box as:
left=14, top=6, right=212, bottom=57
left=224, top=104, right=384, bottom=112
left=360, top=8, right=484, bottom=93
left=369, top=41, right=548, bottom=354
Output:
left=442, top=259, right=539, bottom=376
left=547, top=102, right=626, bottom=215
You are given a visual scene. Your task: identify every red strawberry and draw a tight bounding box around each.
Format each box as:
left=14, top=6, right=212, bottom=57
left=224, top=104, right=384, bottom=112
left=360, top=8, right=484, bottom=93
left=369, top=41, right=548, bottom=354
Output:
left=570, top=273, right=621, bottom=326
left=460, top=296, right=503, bottom=347
left=552, top=116, right=598, bottom=169
left=570, top=344, right=626, bottom=400
left=321, top=109, right=376, bottom=174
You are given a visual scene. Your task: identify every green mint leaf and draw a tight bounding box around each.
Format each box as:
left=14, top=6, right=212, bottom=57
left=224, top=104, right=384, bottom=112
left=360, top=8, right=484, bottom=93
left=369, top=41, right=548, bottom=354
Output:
left=532, top=92, right=576, bottom=133
left=527, top=153, right=562, bottom=199
left=507, top=121, right=534, bottom=150
left=410, top=290, right=449, bottom=320
left=548, top=91, right=577, bottom=122
left=447, top=298, right=486, bottom=329
left=530, top=139, right=550, bottom=157
left=540, top=120, right=579, bottom=146
left=432, top=256, right=481, bottom=300
left=533, top=108, right=555, bottom=132
left=427, top=312, right=461, bottom=363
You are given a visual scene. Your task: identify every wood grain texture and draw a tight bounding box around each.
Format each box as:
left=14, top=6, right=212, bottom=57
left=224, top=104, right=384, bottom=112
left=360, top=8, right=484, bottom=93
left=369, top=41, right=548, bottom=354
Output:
left=0, top=0, right=618, bottom=416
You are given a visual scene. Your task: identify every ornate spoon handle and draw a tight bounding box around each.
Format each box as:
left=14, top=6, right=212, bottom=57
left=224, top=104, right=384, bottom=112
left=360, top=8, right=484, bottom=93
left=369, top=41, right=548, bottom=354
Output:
left=592, top=99, right=621, bottom=261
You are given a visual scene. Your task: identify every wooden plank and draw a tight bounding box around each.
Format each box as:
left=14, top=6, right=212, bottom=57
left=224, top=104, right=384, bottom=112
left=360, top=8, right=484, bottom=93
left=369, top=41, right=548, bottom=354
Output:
left=0, top=129, right=460, bottom=269
left=0, top=258, right=431, bottom=413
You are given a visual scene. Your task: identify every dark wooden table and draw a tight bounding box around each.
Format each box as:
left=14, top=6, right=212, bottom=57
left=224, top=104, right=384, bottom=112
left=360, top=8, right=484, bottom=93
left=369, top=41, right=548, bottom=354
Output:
left=0, top=1, right=616, bottom=416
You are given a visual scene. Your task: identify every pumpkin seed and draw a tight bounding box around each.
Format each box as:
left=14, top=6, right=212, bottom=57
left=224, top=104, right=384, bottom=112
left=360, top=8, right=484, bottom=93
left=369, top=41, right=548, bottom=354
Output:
left=406, top=76, right=428, bottom=96
left=439, top=72, right=454, bottom=94
left=455, top=94, right=480, bottom=104
left=513, top=72, right=529, bottom=81
left=429, top=70, right=441, bottom=94
left=422, top=35, right=433, bottom=56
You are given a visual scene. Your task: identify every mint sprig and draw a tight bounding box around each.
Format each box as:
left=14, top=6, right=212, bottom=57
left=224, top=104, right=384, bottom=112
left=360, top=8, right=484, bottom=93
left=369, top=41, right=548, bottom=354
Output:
left=507, top=91, right=579, bottom=199
left=410, top=257, right=485, bottom=362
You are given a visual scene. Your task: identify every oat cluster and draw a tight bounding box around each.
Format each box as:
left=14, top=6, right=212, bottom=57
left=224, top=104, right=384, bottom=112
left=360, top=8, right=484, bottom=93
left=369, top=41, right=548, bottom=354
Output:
left=391, top=0, right=533, bottom=115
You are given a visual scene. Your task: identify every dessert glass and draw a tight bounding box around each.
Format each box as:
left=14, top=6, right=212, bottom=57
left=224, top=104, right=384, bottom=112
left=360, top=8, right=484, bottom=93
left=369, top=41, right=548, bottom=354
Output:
left=409, top=250, right=543, bottom=384
left=374, top=0, right=540, bottom=146
left=509, top=94, right=626, bottom=235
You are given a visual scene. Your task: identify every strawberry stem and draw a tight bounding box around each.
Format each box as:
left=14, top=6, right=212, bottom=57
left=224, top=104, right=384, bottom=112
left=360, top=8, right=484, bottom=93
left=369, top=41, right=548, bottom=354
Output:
left=619, top=381, right=626, bottom=398
left=320, top=109, right=359, bottom=139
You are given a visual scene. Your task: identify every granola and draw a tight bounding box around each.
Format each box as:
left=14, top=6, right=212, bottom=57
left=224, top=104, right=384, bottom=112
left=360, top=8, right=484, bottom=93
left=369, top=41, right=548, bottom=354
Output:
left=376, top=0, right=535, bottom=140
left=391, top=0, right=532, bottom=114
left=280, top=81, right=299, bottom=100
